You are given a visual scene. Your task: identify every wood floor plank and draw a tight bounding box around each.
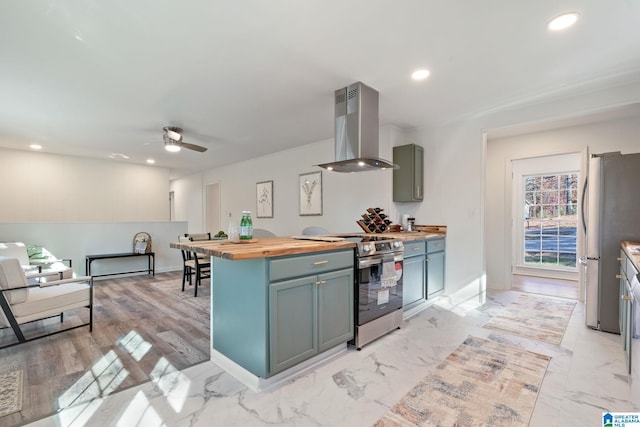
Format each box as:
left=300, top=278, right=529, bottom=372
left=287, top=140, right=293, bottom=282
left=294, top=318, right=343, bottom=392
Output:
left=0, top=271, right=210, bottom=427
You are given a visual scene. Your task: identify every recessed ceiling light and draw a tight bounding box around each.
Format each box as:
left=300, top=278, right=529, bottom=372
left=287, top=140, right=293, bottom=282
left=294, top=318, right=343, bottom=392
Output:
left=411, top=69, right=430, bottom=81
left=146, top=159, right=155, bottom=164
left=547, top=12, right=579, bottom=31
left=29, top=144, right=42, bottom=150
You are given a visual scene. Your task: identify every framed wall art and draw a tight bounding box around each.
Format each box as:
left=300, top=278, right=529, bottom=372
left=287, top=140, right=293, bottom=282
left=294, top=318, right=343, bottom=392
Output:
left=299, top=171, right=322, bottom=216
left=256, top=180, right=273, bottom=218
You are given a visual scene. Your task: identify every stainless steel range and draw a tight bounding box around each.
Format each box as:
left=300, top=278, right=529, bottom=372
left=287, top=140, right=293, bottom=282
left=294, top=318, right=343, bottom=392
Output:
left=340, top=234, right=404, bottom=349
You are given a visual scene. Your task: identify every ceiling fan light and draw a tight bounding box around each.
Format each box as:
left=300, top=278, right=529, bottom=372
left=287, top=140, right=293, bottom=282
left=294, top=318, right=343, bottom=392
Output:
left=165, top=142, right=181, bottom=152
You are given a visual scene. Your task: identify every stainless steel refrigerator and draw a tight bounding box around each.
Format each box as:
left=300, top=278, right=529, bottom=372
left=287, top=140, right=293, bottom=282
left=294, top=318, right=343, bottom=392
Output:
left=581, top=151, right=640, bottom=333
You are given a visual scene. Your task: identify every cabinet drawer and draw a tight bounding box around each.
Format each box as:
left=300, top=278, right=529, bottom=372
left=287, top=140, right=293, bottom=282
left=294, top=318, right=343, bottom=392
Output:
left=404, top=240, right=426, bottom=257
left=269, top=250, right=353, bottom=282
left=427, top=238, right=446, bottom=253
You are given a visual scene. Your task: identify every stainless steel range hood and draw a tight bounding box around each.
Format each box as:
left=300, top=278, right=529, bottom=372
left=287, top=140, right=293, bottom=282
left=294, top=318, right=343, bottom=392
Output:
left=317, top=82, right=396, bottom=173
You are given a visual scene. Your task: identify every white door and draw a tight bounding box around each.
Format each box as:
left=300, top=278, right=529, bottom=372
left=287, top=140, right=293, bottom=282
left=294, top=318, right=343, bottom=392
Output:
left=511, top=153, right=581, bottom=280
left=205, top=183, right=221, bottom=234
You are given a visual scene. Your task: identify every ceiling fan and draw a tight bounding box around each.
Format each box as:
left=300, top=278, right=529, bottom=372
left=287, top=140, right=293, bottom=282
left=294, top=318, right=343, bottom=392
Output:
left=162, top=126, right=208, bottom=153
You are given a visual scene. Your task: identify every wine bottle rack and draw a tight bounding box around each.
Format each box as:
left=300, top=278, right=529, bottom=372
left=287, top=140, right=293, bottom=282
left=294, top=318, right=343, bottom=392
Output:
left=356, top=208, right=393, bottom=233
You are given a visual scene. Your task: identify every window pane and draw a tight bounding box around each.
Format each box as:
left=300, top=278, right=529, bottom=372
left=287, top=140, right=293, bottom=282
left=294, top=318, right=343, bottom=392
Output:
left=543, top=205, right=558, bottom=218
left=525, top=176, right=541, bottom=191
left=541, top=191, right=558, bottom=205
left=522, top=172, right=578, bottom=270
left=542, top=175, right=558, bottom=190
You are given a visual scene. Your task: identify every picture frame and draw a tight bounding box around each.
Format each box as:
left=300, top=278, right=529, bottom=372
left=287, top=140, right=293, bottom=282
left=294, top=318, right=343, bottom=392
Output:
left=256, top=180, right=274, bottom=218
left=299, top=171, right=322, bottom=216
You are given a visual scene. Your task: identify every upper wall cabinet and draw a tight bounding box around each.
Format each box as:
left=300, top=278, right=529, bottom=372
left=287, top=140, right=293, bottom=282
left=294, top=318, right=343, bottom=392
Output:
left=393, top=144, right=424, bottom=202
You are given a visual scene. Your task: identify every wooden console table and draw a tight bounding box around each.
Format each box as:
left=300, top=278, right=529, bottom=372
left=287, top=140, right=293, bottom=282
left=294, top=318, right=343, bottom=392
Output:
left=85, top=252, right=155, bottom=278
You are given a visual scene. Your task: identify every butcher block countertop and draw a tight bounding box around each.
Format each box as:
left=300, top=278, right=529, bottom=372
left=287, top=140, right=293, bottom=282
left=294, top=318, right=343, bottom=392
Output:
left=170, top=231, right=444, bottom=260
left=622, top=241, right=640, bottom=272
left=170, top=237, right=356, bottom=260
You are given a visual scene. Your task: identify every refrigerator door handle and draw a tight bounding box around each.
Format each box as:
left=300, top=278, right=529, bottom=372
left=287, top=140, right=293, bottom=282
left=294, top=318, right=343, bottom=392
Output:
left=580, top=176, right=588, bottom=234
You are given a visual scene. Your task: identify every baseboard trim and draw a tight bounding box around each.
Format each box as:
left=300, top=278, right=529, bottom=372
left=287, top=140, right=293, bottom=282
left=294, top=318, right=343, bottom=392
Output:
left=210, top=343, right=347, bottom=393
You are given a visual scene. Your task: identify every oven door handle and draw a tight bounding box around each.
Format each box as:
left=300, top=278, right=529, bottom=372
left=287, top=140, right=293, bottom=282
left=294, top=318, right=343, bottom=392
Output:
left=358, top=253, right=402, bottom=269
left=358, top=257, right=382, bottom=269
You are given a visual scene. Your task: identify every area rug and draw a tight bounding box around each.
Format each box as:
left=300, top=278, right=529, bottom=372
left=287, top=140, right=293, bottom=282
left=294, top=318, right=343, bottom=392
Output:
left=0, top=369, right=23, bottom=418
left=483, top=293, right=576, bottom=345
left=374, top=336, right=550, bottom=427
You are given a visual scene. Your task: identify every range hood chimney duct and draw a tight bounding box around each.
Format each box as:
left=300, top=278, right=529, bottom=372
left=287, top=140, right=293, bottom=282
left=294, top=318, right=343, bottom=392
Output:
left=317, top=81, right=396, bottom=173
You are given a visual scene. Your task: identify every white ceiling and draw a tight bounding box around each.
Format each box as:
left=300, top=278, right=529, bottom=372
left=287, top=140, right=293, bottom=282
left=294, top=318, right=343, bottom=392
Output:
left=1, top=1, right=640, bottom=178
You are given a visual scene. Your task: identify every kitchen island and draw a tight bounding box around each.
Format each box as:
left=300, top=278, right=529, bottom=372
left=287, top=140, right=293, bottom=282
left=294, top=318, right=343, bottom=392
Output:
left=171, top=237, right=357, bottom=391
left=170, top=232, right=444, bottom=391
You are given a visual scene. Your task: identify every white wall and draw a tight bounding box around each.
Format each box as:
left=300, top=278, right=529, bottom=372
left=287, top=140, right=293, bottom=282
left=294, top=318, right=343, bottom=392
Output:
left=171, top=125, right=408, bottom=237
left=0, top=149, right=170, bottom=222
left=486, top=115, right=640, bottom=290
left=0, top=148, right=188, bottom=275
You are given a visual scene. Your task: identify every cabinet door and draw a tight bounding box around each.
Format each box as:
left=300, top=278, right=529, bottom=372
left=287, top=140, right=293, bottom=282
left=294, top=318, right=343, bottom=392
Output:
left=393, top=144, right=424, bottom=202
left=413, top=145, right=424, bottom=200
left=426, top=251, right=445, bottom=297
left=269, top=276, right=318, bottom=375
left=317, top=268, right=354, bottom=352
left=403, top=255, right=425, bottom=308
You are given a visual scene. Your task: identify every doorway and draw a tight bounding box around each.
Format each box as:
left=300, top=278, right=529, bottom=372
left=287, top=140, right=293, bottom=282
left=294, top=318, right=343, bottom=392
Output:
left=204, top=183, right=221, bottom=234
left=511, top=153, right=581, bottom=298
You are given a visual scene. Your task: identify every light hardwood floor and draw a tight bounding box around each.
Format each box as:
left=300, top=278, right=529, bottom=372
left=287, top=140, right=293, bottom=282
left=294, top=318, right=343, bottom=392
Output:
left=511, top=274, right=580, bottom=299
left=0, top=271, right=210, bottom=427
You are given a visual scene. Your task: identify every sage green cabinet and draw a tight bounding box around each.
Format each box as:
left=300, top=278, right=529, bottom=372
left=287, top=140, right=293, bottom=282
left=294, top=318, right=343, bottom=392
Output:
left=212, top=249, right=354, bottom=379
left=269, top=250, right=354, bottom=376
left=393, top=143, right=424, bottom=202
left=403, top=240, right=426, bottom=309
left=269, top=267, right=354, bottom=375
left=426, top=238, right=445, bottom=297
left=619, top=249, right=637, bottom=375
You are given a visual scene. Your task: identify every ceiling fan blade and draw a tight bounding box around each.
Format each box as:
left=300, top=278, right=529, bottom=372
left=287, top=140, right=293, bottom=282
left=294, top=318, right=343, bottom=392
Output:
left=180, top=142, right=208, bottom=152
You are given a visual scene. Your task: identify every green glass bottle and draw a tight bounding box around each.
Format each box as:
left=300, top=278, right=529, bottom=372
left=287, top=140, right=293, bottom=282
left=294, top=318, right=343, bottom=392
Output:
left=239, top=211, right=253, bottom=240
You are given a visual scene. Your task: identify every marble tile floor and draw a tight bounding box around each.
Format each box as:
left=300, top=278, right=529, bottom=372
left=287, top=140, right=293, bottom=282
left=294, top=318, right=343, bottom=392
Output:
left=26, top=291, right=639, bottom=427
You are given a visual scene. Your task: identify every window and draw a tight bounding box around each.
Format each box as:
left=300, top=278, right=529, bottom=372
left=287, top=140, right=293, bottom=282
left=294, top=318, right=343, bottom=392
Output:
left=523, top=173, right=578, bottom=268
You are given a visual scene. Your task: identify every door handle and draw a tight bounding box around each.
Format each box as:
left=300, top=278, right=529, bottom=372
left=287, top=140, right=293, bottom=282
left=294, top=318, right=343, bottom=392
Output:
left=313, top=260, right=329, bottom=265
left=315, top=280, right=326, bottom=285
left=616, top=274, right=623, bottom=279
left=621, top=295, right=631, bottom=301
left=580, top=176, right=588, bottom=234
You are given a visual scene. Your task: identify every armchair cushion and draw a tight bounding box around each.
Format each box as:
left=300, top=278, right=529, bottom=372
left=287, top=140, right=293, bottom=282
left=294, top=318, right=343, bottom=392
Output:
left=0, top=242, right=73, bottom=281
left=10, top=282, right=91, bottom=324
left=0, top=242, right=31, bottom=268
left=0, top=256, right=28, bottom=304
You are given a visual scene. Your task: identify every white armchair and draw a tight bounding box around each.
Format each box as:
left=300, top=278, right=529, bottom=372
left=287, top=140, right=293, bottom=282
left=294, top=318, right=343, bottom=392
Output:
left=0, top=242, right=73, bottom=282
left=0, top=256, right=93, bottom=348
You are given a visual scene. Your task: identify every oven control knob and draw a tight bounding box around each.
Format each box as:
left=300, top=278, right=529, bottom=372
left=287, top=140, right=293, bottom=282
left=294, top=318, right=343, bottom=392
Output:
left=363, top=244, right=372, bottom=252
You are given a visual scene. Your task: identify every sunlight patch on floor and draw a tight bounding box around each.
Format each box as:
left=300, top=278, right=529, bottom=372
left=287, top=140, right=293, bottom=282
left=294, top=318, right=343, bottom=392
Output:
left=117, top=391, right=166, bottom=427
left=56, top=350, right=130, bottom=426
left=150, top=357, right=191, bottom=413
left=117, top=330, right=152, bottom=361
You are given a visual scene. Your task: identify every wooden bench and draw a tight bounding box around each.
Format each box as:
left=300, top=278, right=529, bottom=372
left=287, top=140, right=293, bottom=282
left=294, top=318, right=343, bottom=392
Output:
left=85, top=252, right=155, bottom=278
